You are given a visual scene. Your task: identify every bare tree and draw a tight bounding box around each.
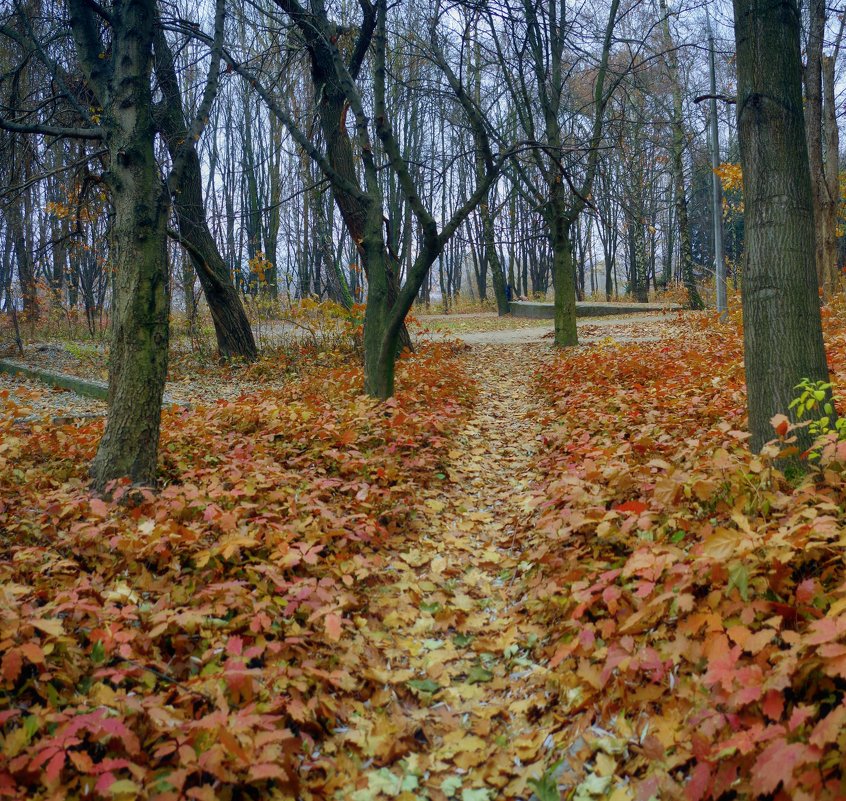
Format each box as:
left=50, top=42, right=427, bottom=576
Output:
left=491, top=0, right=621, bottom=345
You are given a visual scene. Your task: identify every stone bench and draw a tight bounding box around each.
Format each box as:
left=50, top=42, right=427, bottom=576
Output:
left=510, top=301, right=681, bottom=319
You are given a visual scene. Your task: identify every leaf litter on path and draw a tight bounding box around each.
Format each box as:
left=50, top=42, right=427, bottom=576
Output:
left=325, top=343, right=571, bottom=800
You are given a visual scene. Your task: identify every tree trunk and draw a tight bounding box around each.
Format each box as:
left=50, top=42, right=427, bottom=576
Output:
left=74, top=0, right=171, bottom=490
left=821, top=54, right=839, bottom=295
left=471, top=36, right=508, bottom=316
left=733, top=0, right=830, bottom=453
left=362, top=213, right=395, bottom=398
left=153, top=27, right=257, bottom=361
left=481, top=195, right=509, bottom=315
left=632, top=217, right=649, bottom=302
left=803, top=0, right=826, bottom=290
left=170, top=149, right=258, bottom=361
left=550, top=194, right=578, bottom=346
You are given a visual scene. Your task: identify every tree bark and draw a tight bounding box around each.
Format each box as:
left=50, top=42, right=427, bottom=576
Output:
left=821, top=54, right=839, bottom=295
left=631, top=215, right=649, bottom=302
left=804, top=0, right=826, bottom=290
left=733, top=0, right=830, bottom=453
left=153, top=26, right=257, bottom=361
left=69, top=0, right=171, bottom=490
left=480, top=195, right=509, bottom=314
left=550, top=189, right=578, bottom=345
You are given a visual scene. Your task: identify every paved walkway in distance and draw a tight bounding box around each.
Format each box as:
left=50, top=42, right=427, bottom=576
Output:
left=420, top=312, right=683, bottom=346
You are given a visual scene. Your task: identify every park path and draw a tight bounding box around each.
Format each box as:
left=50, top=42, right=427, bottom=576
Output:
left=421, top=310, right=682, bottom=345
left=327, top=343, right=579, bottom=800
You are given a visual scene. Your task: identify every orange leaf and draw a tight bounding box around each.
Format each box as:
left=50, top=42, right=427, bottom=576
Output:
left=2, top=649, right=22, bottom=683
left=615, top=500, right=648, bottom=515
left=324, top=613, right=343, bottom=642
left=770, top=413, right=790, bottom=438
left=19, top=642, right=45, bottom=665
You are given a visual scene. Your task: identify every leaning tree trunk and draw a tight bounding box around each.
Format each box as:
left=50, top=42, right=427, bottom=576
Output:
left=171, top=159, right=259, bottom=362
left=733, top=0, right=830, bottom=453
left=154, top=28, right=258, bottom=361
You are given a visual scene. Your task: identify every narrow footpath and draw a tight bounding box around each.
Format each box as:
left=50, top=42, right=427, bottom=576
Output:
left=323, top=343, right=568, bottom=800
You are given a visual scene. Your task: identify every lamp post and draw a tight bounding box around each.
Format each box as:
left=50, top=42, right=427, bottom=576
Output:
left=694, top=7, right=733, bottom=318
left=707, top=10, right=727, bottom=316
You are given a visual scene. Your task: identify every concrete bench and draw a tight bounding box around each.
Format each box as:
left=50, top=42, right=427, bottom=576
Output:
left=510, top=301, right=681, bottom=319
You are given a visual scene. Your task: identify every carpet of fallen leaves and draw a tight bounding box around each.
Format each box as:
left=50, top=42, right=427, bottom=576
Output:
left=0, top=342, right=480, bottom=800
left=4, top=308, right=846, bottom=801
left=522, top=309, right=846, bottom=800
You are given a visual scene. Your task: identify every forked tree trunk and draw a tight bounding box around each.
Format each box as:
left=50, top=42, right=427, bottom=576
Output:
left=733, top=0, right=830, bottom=453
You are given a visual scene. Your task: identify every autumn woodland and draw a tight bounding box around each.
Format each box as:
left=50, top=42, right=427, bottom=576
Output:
left=2, top=0, right=846, bottom=798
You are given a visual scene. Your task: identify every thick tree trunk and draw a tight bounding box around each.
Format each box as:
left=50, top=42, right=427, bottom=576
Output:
left=362, top=215, right=395, bottom=398
left=81, top=0, right=171, bottom=490
left=550, top=196, right=578, bottom=346
left=733, top=0, right=830, bottom=453
left=632, top=218, right=649, bottom=302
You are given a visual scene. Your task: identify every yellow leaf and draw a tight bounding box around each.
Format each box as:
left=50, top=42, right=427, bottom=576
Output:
left=31, top=618, right=65, bottom=637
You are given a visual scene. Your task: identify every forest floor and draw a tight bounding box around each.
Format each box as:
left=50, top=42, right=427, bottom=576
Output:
left=4, top=307, right=846, bottom=800
left=0, top=313, right=683, bottom=418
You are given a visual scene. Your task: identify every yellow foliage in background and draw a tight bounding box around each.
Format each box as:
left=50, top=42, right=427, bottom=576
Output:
left=717, top=162, right=846, bottom=237
left=714, top=162, right=744, bottom=214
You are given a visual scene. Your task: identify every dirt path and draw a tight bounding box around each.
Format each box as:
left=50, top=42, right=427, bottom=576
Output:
left=329, top=343, right=567, bottom=800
